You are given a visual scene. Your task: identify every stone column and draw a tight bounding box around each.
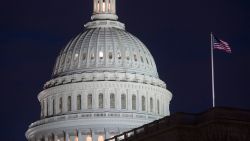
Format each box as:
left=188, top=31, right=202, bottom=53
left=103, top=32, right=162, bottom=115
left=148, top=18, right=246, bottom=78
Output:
left=72, top=94, right=77, bottom=111
left=44, top=136, right=49, bottom=141
left=44, top=99, right=47, bottom=117
left=100, top=0, right=103, bottom=13
left=113, top=0, right=116, bottom=13
left=63, top=95, right=67, bottom=113
left=105, top=129, right=110, bottom=139
left=65, top=132, right=69, bottom=141
left=93, top=0, right=97, bottom=13
left=54, top=134, right=58, bottom=141
left=92, top=132, right=97, bottom=141
left=105, top=0, right=108, bottom=13
left=78, top=130, right=82, bottom=141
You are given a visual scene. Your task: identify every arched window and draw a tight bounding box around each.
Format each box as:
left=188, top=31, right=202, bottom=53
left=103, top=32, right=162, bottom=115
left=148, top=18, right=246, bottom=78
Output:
left=157, top=100, right=160, bottom=114
left=67, top=96, right=72, bottom=111
left=142, top=96, right=146, bottom=111
left=53, top=99, right=55, bottom=115
left=87, top=94, right=92, bottom=109
left=132, top=95, right=136, bottom=110
left=59, top=97, right=62, bottom=113
left=99, top=93, right=104, bottom=108
left=110, top=93, right=115, bottom=108
left=150, top=97, right=153, bottom=112
left=98, top=135, right=104, bottom=141
left=77, top=95, right=81, bottom=110
left=121, top=94, right=126, bottom=109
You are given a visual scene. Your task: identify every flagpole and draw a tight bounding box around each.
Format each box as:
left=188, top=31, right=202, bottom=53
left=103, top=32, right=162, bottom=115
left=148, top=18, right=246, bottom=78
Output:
left=211, top=32, right=215, bottom=107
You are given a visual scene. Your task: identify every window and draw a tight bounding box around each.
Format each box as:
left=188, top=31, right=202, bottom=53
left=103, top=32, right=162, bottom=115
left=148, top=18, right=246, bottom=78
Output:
left=77, top=95, right=81, bottom=110
left=126, top=51, right=130, bottom=60
left=142, top=96, right=146, bottom=111
left=157, top=100, right=160, bottom=114
left=99, top=93, right=104, bottom=108
left=134, top=54, right=137, bottom=61
left=109, top=52, right=113, bottom=59
left=74, top=53, right=79, bottom=60
left=67, top=96, right=72, bottom=111
left=88, top=94, right=92, bottom=109
left=132, top=95, right=136, bottom=110
left=82, top=53, right=87, bottom=60
left=121, top=94, right=126, bottom=109
left=59, top=97, right=62, bottom=113
left=117, top=52, right=121, bottom=59
left=53, top=99, right=55, bottom=115
left=91, top=53, right=95, bottom=60
left=150, top=97, right=153, bottom=112
left=99, top=51, right=104, bottom=59
left=141, top=56, right=144, bottom=63
left=146, top=58, right=149, bottom=64
left=110, top=93, right=115, bottom=108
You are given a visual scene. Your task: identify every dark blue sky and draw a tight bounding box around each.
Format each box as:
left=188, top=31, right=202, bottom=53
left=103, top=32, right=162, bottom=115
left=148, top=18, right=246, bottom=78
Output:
left=0, top=0, right=250, bottom=140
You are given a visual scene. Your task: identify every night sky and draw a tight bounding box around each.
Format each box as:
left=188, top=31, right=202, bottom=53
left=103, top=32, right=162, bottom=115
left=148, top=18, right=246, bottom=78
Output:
left=1, top=0, right=250, bottom=140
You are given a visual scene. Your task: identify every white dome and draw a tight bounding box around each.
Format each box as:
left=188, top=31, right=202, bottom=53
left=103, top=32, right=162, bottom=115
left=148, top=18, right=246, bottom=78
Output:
left=52, top=20, right=158, bottom=78
left=26, top=1, right=172, bottom=141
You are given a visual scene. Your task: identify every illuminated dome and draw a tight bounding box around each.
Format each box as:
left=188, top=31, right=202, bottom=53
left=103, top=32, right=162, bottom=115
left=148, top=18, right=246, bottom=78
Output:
left=53, top=23, right=158, bottom=78
left=26, top=0, right=172, bottom=141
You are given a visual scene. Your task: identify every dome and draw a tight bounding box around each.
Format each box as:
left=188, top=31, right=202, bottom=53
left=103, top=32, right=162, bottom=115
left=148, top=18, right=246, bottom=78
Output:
left=26, top=1, right=172, bottom=141
left=52, top=20, right=159, bottom=78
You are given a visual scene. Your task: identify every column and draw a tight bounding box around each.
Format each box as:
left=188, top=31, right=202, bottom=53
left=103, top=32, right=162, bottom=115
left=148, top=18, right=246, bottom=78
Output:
left=54, top=134, right=58, bottom=141
left=93, top=0, right=96, bottom=13
left=77, top=130, right=82, bottom=141
left=113, top=0, right=116, bottom=13
left=105, top=0, right=108, bottom=13
left=105, top=130, right=110, bottom=140
left=65, top=132, right=69, bottom=141
left=100, top=0, right=103, bottom=13
left=63, top=95, right=67, bottom=113
left=92, top=132, right=97, bottom=141
left=44, top=99, right=47, bottom=117
left=45, top=136, right=49, bottom=141
left=72, top=94, right=77, bottom=111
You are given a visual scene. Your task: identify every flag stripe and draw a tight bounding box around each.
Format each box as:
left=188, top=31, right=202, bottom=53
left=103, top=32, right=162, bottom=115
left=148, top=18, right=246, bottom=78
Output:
left=212, top=35, right=232, bottom=53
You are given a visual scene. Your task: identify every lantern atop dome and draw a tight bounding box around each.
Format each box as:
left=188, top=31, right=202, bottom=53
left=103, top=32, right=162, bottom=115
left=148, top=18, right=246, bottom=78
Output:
left=91, top=0, right=118, bottom=20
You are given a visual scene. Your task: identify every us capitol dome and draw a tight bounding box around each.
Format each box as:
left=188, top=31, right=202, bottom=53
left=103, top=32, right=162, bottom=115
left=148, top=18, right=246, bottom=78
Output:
left=26, top=0, right=172, bottom=141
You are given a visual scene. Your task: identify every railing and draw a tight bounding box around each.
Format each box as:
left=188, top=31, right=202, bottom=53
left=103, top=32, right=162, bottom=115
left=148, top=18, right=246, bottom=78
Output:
left=29, top=112, right=161, bottom=128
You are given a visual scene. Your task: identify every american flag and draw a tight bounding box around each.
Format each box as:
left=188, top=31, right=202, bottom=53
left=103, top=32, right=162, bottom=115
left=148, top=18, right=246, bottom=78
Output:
left=213, top=34, right=232, bottom=53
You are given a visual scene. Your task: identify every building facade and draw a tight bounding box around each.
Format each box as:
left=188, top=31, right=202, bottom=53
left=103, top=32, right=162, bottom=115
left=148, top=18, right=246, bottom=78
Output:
left=25, top=0, right=172, bottom=141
